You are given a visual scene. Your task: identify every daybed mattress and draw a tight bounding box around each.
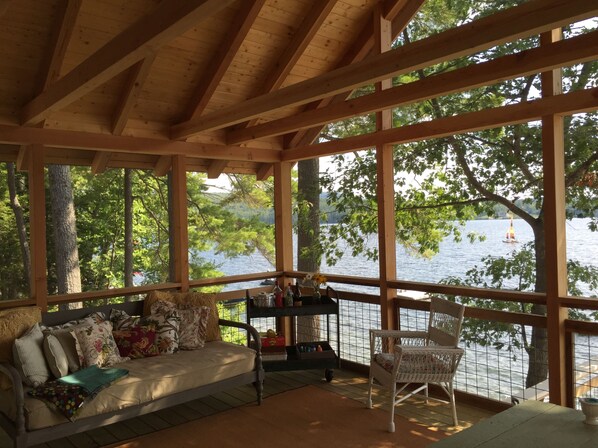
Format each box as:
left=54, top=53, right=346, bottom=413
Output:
left=1, top=341, right=256, bottom=430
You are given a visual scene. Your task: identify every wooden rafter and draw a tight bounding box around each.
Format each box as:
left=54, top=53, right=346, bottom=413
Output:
left=0, top=125, right=280, bottom=163
left=258, top=0, right=336, bottom=103
left=285, top=0, right=425, bottom=148
left=16, top=145, right=29, bottom=172
left=207, top=159, right=228, bottom=179
left=0, top=0, right=11, bottom=17
left=182, top=0, right=266, bottom=123
left=255, top=163, right=273, bottom=181
left=227, top=29, right=598, bottom=144
left=173, top=0, right=594, bottom=139
left=38, top=0, right=82, bottom=93
left=236, top=0, right=337, bottom=131
left=22, top=0, right=236, bottom=126
left=286, top=0, right=423, bottom=149
left=282, top=87, right=598, bottom=162
left=91, top=152, right=111, bottom=175
left=112, top=53, right=157, bottom=136
left=153, top=155, right=172, bottom=177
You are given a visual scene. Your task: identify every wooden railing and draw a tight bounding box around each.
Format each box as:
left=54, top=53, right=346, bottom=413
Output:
left=2, top=270, right=597, bottom=409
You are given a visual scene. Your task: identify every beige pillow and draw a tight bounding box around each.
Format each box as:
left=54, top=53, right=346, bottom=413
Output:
left=42, top=317, right=96, bottom=373
left=144, top=291, right=220, bottom=342
left=0, top=306, right=42, bottom=390
left=43, top=334, right=69, bottom=378
left=12, top=323, right=51, bottom=387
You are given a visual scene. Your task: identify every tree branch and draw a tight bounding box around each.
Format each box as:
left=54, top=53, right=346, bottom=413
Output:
left=398, top=197, right=490, bottom=212
left=565, top=150, right=598, bottom=188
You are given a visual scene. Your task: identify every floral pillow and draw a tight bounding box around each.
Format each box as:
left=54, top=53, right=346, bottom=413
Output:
left=71, top=321, right=128, bottom=368
left=110, top=309, right=180, bottom=355
left=112, top=326, right=159, bottom=359
left=151, top=300, right=210, bottom=350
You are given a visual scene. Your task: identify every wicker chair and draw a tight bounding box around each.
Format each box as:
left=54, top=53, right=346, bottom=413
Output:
left=367, top=297, right=465, bottom=432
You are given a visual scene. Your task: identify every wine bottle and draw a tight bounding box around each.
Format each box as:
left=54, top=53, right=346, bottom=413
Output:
left=273, top=281, right=283, bottom=308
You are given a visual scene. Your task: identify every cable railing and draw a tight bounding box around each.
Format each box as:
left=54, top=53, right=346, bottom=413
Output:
left=8, top=271, right=598, bottom=410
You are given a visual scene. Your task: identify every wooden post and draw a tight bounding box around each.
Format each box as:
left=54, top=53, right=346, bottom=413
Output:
left=541, top=29, right=568, bottom=406
left=27, top=145, right=48, bottom=311
left=274, top=161, right=294, bottom=341
left=374, top=5, right=397, bottom=330
left=171, top=155, right=189, bottom=292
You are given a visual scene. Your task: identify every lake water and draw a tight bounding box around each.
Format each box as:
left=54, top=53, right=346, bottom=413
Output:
left=202, top=217, right=597, bottom=401
left=201, top=217, right=597, bottom=297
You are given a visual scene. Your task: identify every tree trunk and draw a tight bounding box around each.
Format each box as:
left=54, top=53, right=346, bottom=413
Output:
left=6, top=162, right=31, bottom=293
left=124, top=168, right=134, bottom=292
left=525, top=217, right=549, bottom=388
left=296, top=158, right=321, bottom=342
left=48, top=165, right=82, bottom=308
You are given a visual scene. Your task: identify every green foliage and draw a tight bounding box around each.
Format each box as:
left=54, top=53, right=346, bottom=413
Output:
left=438, top=242, right=598, bottom=354
left=0, top=164, right=29, bottom=299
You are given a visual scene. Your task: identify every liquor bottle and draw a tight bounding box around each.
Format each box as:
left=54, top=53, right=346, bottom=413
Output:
left=284, top=283, right=294, bottom=307
left=273, top=281, right=283, bottom=308
left=293, top=281, right=302, bottom=306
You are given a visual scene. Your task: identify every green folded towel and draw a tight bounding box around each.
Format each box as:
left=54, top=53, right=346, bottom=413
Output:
left=58, top=365, right=128, bottom=394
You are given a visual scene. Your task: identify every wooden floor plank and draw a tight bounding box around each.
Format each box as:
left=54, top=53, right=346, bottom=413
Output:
left=2, top=368, right=494, bottom=448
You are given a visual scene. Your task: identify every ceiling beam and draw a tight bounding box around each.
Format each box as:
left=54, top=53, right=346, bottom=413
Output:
left=0, top=1, right=11, bottom=17
left=255, top=163, right=273, bottom=181
left=259, top=0, right=337, bottom=97
left=153, top=155, right=172, bottom=177
left=286, top=0, right=423, bottom=149
left=22, top=0, right=236, bottom=126
left=282, top=87, right=598, bottom=162
left=182, top=0, right=266, bottom=123
left=37, top=0, right=82, bottom=93
left=0, top=125, right=280, bottom=163
left=235, top=0, right=337, bottom=130
left=112, top=53, right=156, bottom=135
left=171, top=0, right=593, bottom=139
left=16, top=145, right=29, bottom=172
left=91, top=152, right=111, bottom=174
left=227, top=29, right=598, bottom=144
left=207, top=159, right=228, bottom=179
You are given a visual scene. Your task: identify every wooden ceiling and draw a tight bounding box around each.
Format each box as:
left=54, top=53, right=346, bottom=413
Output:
left=0, top=0, right=597, bottom=178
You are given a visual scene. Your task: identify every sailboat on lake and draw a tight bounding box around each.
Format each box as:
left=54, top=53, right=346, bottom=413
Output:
left=504, top=217, right=517, bottom=243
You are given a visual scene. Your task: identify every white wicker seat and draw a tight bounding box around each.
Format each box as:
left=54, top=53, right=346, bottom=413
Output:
left=367, top=297, right=465, bottom=432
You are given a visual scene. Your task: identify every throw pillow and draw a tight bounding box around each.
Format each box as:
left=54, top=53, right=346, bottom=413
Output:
left=0, top=306, right=42, bottom=390
left=151, top=300, right=210, bottom=350
left=71, top=321, right=128, bottom=368
left=42, top=317, right=96, bottom=373
left=111, top=309, right=180, bottom=355
left=144, top=290, right=221, bottom=342
left=43, top=334, right=69, bottom=378
left=112, top=326, right=159, bottom=358
left=12, top=323, right=51, bottom=387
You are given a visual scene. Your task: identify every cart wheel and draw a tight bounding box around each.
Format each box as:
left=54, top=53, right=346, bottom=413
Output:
left=325, top=369, right=334, bottom=382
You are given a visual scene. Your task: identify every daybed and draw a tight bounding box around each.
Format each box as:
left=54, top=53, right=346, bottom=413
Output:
left=0, top=294, right=264, bottom=448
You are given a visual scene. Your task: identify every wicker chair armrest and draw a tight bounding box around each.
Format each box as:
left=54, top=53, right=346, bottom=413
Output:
left=0, top=362, right=26, bottom=434
left=394, top=345, right=464, bottom=357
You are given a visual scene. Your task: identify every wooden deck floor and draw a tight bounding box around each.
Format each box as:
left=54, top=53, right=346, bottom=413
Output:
left=3, top=369, right=495, bottom=448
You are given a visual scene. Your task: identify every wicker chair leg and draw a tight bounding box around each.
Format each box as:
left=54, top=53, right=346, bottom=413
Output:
left=449, top=381, right=458, bottom=426
left=424, top=382, right=429, bottom=404
left=366, top=367, right=374, bottom=409
left=388, top=383, right=396, bottom=433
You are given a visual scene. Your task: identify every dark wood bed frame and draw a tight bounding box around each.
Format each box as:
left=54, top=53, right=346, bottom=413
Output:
left=0, top=301, right=264, bottom=448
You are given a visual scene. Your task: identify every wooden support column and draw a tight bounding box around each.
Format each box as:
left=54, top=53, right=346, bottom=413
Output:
left=171, top=155, right=189, bottom=292
left=541, top=29, right=568, bottom=406
left=374, top=6, right=396, bottom=330
left=27, top=145, right=48, bottom=310
left=274, top=161, right=293, bottom=341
